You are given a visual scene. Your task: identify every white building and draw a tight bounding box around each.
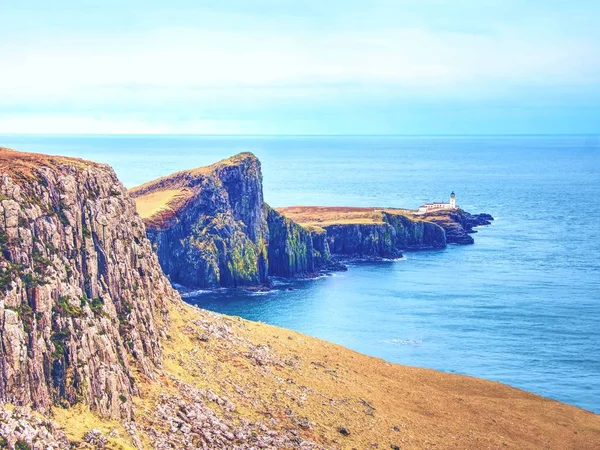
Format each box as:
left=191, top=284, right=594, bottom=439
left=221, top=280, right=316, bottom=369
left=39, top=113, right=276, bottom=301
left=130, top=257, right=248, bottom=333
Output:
left=416, top=192, right=457, bottom=214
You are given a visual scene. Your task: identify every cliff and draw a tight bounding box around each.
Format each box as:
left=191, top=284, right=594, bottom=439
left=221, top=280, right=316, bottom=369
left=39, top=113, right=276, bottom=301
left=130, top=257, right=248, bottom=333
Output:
left=265, top=205, right=316, bottom=277
left=0, top=148, right=179, bottom=420
left=277, top=207, right=447, bottom=259
left=130, top=153, right=269, bottom=289
left=132, top=154, right=339, bottom=287
left=0, top=148, right=598, bottom=450
left=131, top=153, right=490, bottom=288
left=265, top=206, right=344, bottom=277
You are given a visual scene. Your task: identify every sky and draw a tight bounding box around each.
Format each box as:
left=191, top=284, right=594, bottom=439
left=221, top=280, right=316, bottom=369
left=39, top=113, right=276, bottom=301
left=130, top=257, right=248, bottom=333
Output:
left=1, top=0, right=600, bottom=135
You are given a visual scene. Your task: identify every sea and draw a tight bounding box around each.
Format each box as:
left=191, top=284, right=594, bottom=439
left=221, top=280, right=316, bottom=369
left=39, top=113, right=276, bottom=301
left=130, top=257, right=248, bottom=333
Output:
left=2, top=134, right=599, bottom=413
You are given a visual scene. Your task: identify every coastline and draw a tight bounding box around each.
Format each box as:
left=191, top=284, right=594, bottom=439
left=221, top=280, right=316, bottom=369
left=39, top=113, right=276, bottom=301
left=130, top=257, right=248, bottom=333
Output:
left=1, top=145, right=597, bottom=449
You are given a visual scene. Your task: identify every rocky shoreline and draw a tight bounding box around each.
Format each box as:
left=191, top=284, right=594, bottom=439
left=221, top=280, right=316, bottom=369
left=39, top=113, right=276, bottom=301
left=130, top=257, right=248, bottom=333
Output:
left=420, top=210, right=494, bottom=245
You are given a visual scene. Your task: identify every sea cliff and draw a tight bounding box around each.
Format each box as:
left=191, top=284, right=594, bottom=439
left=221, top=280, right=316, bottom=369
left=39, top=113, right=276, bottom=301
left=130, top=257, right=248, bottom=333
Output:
left=132, top=154, right=492, bottom=289
left=265, top=205, right=316, bottom=277
left=277, top=206, right=489, bottom=260
left=0, top=148, right=178, bottom=420
left=131, top=154, right=342, bottom=288
left=131, top=153, right=269, bottom=289
left=0, top=147, right=597, bottom=450
left=322, top=212, right=447, bottom=258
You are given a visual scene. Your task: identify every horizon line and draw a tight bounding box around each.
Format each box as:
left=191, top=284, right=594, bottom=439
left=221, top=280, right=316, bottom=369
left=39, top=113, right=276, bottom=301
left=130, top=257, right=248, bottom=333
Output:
left=1, top=133, right=599, bottom=138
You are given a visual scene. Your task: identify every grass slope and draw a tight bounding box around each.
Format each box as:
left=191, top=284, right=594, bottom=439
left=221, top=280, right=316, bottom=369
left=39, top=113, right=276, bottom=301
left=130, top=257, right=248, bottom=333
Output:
left=53, top=302, right=600, bottom=449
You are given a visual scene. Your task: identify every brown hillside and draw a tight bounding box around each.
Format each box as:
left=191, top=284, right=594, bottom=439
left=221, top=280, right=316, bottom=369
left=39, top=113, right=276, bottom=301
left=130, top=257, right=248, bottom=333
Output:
left=54, top=302, right=600, bottom=449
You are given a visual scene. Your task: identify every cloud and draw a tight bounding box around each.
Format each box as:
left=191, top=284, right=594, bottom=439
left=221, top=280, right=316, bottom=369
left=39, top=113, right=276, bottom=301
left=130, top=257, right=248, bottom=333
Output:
left=1, top=1, right=599, bottom=134
left=2, top=26, right=598, bottom=99
left=0, top=114, right=249, bottom=135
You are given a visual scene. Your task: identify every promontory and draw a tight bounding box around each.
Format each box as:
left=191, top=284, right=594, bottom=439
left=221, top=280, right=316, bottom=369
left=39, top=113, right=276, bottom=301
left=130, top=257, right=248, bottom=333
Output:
left=130, top=152, right=493, bottom=290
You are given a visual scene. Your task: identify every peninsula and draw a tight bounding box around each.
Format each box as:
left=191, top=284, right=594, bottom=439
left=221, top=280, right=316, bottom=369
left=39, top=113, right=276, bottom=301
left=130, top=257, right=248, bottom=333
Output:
left=131, top=152, right=493, bottom=290
left=1, top=147, right=597, bottom=449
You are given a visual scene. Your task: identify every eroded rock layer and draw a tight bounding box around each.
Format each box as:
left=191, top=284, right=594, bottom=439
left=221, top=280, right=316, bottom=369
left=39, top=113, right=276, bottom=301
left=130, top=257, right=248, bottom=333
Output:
left=265, top=205, right=316, bottom=277
left=0, top=148, right=178, bottom=419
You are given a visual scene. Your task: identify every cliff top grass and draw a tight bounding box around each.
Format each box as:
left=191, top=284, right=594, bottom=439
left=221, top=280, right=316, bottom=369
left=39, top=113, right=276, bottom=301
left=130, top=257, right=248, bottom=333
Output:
left=276, top=206, right=414, bottom=227
left=0, top=147, right=107, bottom=179
left=133, top=188, right=190, bottom=227
left=51, top=301, right=600, bottom=449
left=129, top=152, right=259, bottom=228
left=129, top=152, right=258, bottom=196
left=407, top=209, right=461, bottom=224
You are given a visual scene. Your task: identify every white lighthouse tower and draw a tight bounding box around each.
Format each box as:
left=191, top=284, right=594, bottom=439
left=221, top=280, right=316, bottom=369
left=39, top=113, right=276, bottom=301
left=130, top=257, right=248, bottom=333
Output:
left=416, top=191, right=458, bottom=214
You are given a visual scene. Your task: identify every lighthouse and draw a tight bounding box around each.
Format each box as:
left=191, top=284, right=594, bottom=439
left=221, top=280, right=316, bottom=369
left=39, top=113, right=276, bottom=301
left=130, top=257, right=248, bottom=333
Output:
left=416, top=191, right=458, bottom=214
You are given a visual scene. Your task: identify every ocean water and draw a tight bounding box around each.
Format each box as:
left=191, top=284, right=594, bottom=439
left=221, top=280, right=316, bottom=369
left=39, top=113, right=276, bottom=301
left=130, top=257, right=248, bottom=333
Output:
left=2, top=134, right=599, bottom=413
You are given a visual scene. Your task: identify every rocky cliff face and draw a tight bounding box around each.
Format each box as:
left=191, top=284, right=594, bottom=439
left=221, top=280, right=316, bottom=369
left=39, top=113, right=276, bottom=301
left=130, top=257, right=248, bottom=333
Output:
left=325, top=223, right=399, bottom=258
left=265, top=205, right=316, bottom=277
left=131, top=153, right=269, bottom=289
left=323, top=212, right=446, bottom=259
left=276, top=205, right=494, bottom=259
left=0, top=148, right=178, bottom=419
left=132, top=154, right=341, bottom=287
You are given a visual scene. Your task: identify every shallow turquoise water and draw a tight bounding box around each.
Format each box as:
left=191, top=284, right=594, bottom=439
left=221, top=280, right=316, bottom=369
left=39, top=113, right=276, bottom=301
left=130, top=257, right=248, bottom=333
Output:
left=2, top=134, right=599, bottom=412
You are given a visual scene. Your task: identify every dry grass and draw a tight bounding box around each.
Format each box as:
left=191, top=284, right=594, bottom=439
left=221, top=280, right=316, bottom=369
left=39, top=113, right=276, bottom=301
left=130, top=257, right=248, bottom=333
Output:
left=133, top=188, right=189, bottom=221
left=276, top=206, right=386, bottom=226
left=48, top=301, right=600, bottom=449
left=276, top=206, right=414, bottom=227
left=135, top=302, right=600, bottom=449
left=0, top=147, right=104, bottom=178
left=52, top=404, right=138, bottom=450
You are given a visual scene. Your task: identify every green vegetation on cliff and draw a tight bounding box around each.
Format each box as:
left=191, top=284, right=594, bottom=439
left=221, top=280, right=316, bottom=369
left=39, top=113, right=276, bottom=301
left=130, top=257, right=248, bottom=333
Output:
left=265, top=205, right=315, bottom=277
left=131, top=152, right=269, bottom=288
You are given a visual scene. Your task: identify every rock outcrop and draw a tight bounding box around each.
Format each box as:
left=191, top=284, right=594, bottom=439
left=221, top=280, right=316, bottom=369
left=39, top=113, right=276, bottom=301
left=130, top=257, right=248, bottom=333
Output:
left=276, top=207, right=448, bottom=260
left=131, top=154, right=341, bottom=287
left=0, top=148, right=179, bottom=419
left=0, top=406, right=69, bottom=449
left=324, top=212, right=447, bottom=258
left=419, top=209, right=494, bottom=245
left=265, top=205, right=316, bottom=277
left=131, top=153, right=269, bottom=289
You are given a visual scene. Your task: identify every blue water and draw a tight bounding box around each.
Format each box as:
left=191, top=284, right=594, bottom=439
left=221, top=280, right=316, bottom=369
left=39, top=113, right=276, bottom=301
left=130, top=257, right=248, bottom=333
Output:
left=2, top=134, right=599, bottom=413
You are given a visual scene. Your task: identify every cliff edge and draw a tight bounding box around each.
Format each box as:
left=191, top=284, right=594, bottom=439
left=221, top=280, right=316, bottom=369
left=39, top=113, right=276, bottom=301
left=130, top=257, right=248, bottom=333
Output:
left=131, top=153, right=338, bottom=288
